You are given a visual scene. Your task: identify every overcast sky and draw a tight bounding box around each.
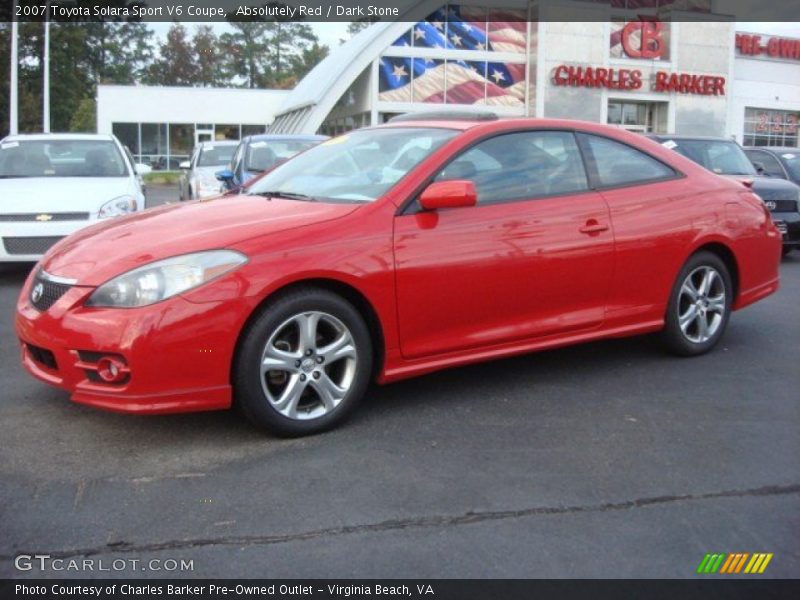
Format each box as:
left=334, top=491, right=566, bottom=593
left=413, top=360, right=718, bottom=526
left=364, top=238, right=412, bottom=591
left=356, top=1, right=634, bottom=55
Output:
left=148, top=22, right=352, bottom=48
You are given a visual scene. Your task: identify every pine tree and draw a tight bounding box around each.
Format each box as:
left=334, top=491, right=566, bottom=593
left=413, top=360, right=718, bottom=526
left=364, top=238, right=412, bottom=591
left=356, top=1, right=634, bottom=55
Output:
left=193, top=26, right=223, bottom=87
left=144, top=24, right=198, bottom=86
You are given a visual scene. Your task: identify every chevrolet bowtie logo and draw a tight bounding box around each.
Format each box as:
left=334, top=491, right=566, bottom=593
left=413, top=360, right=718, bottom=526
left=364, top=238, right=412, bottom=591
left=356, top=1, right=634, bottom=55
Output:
left=35, top=214, right=53, bottom=222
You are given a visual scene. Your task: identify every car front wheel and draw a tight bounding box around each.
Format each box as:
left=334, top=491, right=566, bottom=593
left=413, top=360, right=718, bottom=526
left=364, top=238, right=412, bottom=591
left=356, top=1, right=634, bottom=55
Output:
left=234, top=288, right=373, bottom=436
left=662, top=251, right=732, bottom=356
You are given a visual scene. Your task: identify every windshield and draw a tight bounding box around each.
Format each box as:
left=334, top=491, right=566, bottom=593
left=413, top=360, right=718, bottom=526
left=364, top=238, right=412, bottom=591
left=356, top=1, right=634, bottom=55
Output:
left=668, top=139, right=756, bottom=176
left=246, top=128, right=459, bottom=202
left=0, top=139, right=129, bottom=178
left=197, top=144, right=236, bottom=167
left=245, top=139, right=322, bottom=173
left=781, top=152, right=800, bottom=180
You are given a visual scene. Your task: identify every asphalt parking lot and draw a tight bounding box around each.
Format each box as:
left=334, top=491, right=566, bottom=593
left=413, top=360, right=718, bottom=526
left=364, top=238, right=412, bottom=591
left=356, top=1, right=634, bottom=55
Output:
left=1, top=185, right=798, bottom=578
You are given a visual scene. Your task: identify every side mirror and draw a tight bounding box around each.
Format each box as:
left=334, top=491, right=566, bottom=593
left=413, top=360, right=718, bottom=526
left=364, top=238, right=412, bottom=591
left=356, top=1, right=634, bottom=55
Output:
left=179, top=160, right=191, bottom=170
left=752, top=161, right=766, bottom=175
left=215, top=169, right=235, bottom=182
left=419, top=180, right=477, bottom=211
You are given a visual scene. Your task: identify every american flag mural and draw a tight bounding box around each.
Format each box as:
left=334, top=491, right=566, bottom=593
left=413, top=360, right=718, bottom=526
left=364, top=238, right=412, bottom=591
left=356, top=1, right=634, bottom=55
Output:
left=379, top=5, right=529, bottom=106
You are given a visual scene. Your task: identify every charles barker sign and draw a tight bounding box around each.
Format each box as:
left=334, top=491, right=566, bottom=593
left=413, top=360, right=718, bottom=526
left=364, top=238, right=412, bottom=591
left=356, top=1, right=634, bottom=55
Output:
left=552, top=20, right=726, bottom=96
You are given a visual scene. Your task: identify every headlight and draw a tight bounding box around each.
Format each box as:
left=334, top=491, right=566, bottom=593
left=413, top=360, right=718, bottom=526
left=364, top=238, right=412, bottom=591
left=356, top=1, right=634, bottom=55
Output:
left=98, top=195, right=137, bottom=218
left=86, top=250, right=248, bottom=308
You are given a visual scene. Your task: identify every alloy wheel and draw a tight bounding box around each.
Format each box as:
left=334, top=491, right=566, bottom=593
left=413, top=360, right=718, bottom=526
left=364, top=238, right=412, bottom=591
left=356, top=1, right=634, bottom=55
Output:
left=677, top=266, right=727, bottom=344
left=260, top=311, right=357, bottom=420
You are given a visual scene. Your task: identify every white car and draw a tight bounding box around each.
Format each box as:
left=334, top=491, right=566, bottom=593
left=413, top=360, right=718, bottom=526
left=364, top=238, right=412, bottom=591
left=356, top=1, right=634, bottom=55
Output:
left=178, top=140, right=238, bottom=201
left=0, top=133, right=144, bottom=262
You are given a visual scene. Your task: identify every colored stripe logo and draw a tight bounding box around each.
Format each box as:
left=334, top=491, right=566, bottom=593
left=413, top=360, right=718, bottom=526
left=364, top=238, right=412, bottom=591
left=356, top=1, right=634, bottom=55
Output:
left=697, top=553, right=773, bottom=574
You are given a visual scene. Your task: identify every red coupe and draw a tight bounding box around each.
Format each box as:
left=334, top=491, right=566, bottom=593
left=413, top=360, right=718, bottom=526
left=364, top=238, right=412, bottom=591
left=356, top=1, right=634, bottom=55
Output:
left=16, top=116, right=782, bottom=435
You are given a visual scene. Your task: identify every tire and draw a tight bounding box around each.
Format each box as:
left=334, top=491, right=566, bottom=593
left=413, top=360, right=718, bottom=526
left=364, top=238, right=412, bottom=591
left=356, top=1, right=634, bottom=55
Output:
left=234, top=288, right=373, bottom=436
left=661, top=251, right=733, bottom=357
left=782, top=246, right=793, bottom=257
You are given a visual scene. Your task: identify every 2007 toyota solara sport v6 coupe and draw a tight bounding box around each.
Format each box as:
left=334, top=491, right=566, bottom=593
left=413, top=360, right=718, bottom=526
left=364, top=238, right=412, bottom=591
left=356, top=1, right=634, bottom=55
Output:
left=16, top=114, right=782, bottom=436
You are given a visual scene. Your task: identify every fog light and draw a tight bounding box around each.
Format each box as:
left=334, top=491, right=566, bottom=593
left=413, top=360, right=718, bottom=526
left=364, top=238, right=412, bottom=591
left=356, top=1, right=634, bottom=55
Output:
left=96, top=356, right=128, bottom=383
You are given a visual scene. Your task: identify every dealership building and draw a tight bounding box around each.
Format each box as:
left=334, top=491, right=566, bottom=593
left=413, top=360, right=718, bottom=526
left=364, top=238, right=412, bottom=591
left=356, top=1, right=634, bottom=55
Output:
left=266, top=0, right=799, bottom=147
left=96, top=85, right=289, bottom=169
left=95, top=0, right=800, bottom=164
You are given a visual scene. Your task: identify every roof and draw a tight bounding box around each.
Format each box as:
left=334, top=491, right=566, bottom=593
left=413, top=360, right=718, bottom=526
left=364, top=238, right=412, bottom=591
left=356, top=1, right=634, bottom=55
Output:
left=245, top=134, right=329, bottom=142
left=98, top=83, right=289, bottom=97
left=2, top=133, right=115, bottom=142
left=743, top=146, right=800, bottom=153
left=197, top=140, right=239, bottom=147
left=649, top=134, right=737, bottom=142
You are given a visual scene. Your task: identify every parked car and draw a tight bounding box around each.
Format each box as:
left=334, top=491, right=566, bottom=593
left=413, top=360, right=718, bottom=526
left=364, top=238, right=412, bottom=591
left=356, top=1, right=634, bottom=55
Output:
left=0, top=133, right=144, bottom=262
left=216, top=134, right=328, bottom=192
left=650, top=135, right=800, bottom=256
left=16, top=116, right=781, bottom=436
left=179, top=141, right=238, bottom=201
left=743, top=146, right=800, bottom=186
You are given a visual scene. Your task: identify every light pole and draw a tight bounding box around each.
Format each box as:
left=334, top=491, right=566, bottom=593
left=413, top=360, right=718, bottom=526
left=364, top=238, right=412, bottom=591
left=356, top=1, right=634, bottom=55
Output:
left=43, top=2, right=50, bottom=133
left=9, top=14, right=19, bottom=135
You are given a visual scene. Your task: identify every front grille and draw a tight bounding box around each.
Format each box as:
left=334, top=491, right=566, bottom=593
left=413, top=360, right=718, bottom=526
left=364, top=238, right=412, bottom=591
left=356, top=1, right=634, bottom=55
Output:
left=30, top=276, right=72, bottom=311
left=26, top=343, right=58, bottom=370
left=764, top=199, right=798, bottom=213
left=0, top=213, right=89, bottom=222
left=3, top=236, right=64, bottom=255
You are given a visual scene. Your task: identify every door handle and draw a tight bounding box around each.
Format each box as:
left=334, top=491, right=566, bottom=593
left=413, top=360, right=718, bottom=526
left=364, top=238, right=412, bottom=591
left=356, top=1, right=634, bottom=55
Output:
left=579, top=219, right=609, bottom=235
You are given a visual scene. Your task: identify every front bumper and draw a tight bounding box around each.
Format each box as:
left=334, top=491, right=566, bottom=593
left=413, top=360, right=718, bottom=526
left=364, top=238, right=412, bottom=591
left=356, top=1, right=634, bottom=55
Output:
left=14, top=271, right=254, bottom=414
left=771, top=210, right=800, bottom=247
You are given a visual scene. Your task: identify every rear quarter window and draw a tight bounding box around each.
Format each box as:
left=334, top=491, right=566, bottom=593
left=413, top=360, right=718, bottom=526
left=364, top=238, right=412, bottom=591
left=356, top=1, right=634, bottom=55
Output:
left=580, top=134, right=676, bottom=188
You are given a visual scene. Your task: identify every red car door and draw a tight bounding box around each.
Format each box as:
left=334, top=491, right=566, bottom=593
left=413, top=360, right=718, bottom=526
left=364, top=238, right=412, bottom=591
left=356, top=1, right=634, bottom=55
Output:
left=393, top=130, right=615, bottom=360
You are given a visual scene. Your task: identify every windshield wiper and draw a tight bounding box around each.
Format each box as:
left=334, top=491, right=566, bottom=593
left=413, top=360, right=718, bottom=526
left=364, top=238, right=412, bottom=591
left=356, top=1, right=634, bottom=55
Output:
left=251, top=190, right=317, bottom=201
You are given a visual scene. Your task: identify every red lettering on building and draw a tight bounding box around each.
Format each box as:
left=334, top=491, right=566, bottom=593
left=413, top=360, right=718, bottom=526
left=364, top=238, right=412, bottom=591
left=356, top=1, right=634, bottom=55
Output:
left=554, top=65, right=724, bottom=96
left=551, top=65, right=643, bottom=91
left=621, top=21, right=666, bottom=59
left=736, top=33, right=800, bottom=60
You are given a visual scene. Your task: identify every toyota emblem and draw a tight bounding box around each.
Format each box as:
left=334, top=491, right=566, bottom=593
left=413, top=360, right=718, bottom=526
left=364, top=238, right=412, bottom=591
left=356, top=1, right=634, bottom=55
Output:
left=31, top=282, right=44, bottom=304
left=765, top=201, right=777, bottom=210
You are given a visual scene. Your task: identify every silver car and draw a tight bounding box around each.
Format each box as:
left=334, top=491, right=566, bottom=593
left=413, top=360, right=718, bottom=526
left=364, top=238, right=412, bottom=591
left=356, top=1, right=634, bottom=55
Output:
left=179, top=141, right=238, bottom=201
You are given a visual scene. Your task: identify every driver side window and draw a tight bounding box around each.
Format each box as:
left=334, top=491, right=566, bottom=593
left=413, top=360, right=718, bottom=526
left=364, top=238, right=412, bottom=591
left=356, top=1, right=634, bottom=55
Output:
left=434, top=131, right=589, bottom=205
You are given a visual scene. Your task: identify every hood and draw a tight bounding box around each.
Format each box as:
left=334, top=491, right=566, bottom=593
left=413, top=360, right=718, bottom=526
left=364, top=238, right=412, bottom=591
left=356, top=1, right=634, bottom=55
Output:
left=0, top=177, right=136, bottom=214
left=41, top=194, right=360, bottom=285
left=725, top=175, right=800, bottom=201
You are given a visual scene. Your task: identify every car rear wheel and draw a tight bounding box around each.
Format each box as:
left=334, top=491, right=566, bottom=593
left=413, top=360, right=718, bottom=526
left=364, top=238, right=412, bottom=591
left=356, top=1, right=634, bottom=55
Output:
left=782, top=247, right=793, bottom=257
left=234, top=288, right=372, bottom=436
left=662, top=251, right=732, bottom=356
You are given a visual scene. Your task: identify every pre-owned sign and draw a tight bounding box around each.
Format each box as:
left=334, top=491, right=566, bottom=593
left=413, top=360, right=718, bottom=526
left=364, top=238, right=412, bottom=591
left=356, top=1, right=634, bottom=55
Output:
left=553, top=65, right=725, bottom=96
left=736, top=33, right=800, bottom=60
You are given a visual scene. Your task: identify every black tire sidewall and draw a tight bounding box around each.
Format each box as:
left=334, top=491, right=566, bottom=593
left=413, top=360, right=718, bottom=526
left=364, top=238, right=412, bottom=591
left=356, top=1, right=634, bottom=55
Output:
left=663, top=251, right=733, bottom=356
left=234, top=289, right=373, bottom=436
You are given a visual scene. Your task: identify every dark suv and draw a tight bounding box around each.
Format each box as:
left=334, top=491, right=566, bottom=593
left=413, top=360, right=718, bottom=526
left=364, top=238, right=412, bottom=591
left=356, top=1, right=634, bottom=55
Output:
left=650, top=135, right=800, bottom=256
left=743, top=147, right=800, bottom=187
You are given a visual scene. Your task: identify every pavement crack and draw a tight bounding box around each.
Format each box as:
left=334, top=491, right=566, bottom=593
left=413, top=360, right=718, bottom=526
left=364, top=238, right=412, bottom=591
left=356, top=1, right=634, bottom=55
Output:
left=6, top=482, right=799, bottom=560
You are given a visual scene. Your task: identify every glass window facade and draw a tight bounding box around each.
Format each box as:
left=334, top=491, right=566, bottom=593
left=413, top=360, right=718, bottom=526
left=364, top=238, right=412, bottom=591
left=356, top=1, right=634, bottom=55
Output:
left=111, top=122, right=267, bottom=170
left=743, top=108, right=799, bottom=147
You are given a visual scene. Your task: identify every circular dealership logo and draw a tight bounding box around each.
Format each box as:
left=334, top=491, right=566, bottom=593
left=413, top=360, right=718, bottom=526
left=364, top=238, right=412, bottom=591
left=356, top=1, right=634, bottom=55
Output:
left=31, top=282, right=44, bottom=304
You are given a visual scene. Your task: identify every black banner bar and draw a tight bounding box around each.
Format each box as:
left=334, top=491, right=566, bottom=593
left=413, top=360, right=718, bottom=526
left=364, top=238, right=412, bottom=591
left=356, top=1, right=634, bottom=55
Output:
left=3, top=580, right=800, bottom=600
